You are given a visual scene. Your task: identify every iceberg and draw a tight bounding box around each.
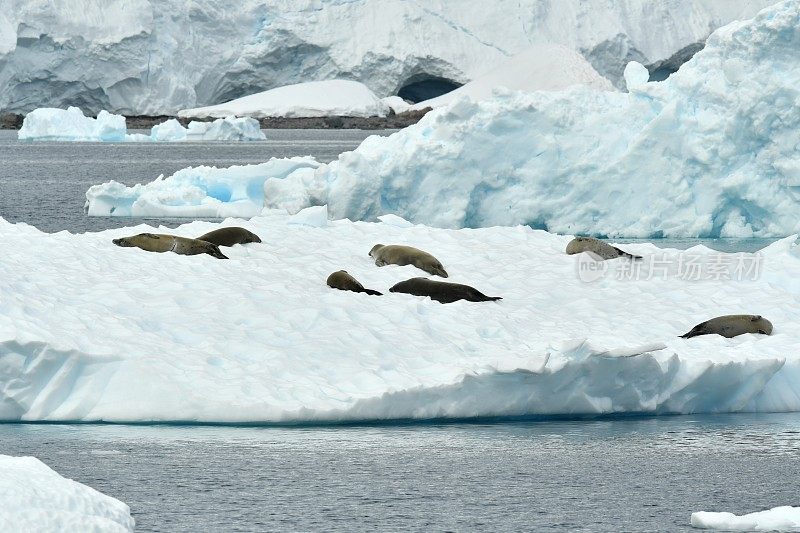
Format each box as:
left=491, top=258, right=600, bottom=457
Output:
left=149, top=116, right=266, bottom=141
left=412, top=44, right=615, bottom=109
left=0, top=212, right=799, bottom=423
left=85, top=157, right=319, bottom=217
left=18, top=108, right=265, bottom=142
left=0, top=0, right=775, bottom=114
left=259, top=0, right=800, bottom=238
left=691, top=506, right=800, bottom=531
left=178, top=80, right=390, bottom=119
left=0, top=455, right=134, bottom=532
left=18, top=107, right=127, bottom=142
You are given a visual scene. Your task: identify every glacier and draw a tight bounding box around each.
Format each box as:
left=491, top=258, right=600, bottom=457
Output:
left=19, top=107, right=265, bottom=142
left=411, top=44, right=614, bottom=109
left=0, top=210, right=799, bottom=423
left=0, top=455, right=134, bottom=532
left=87, top=1, right=800, bottom=238
left=691, top=506, right=800, bottom=531
left=0, top=0, right=776, bottom=114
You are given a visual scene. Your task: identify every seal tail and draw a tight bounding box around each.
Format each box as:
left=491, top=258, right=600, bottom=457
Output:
left=679, top=329, right=702, bottom=339
left=362, top=288, right=383, bottom=296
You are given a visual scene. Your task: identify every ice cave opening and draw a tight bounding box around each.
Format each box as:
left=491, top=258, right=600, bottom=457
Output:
left=397, top=75, right=462, bottom=103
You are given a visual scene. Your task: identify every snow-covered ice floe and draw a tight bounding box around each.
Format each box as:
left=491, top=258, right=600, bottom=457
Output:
left=19, top=108, right=264, bottom=142
left=178, top=80, right=390, bottom=119
left=691, top=506, right=800, bottom=531
left=0, top=455, right=134, bottom=532
left=85, top=157, right=321, bottom=217
left=1, top=210, right=799, bottom=423
left=88, top=1, right=800, bottom=237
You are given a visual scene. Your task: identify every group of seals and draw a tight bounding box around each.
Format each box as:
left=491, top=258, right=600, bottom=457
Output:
left=112, top=226, right=260, bottom=260
left=565, top=237, right=773, bottom=339
left=329, top=244, right=501, bottom=304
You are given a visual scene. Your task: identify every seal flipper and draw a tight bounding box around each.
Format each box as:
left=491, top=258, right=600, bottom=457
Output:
left=614, top=247, right=642, bottom=260
left=679, top=326, right=706, bottom=339
left=207, top=245, right=229, bottom=260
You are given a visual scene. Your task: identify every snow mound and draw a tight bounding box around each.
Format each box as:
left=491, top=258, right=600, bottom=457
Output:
left=85, top=157, right=319, bottom=218
left=0, top=212, right=799, bottom=423
left=691, top=506, right=800, bottom=531
left=413, top=44, right=615, bottom=109
left=0, top=1, right=774, bottom=114
left=0, top=455, right=134, bottom=532
left=178, top=80, right=389, bottom=119
left=18, top=107, right=126, bottom=142
left=259, top=0, right=800, bottom=238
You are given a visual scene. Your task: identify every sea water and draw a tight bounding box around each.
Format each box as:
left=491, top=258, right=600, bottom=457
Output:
left=2, top=415, right=800, bottom=532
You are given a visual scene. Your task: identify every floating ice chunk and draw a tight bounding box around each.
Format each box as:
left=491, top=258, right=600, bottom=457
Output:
left=0, top=455, right=134, bottom=532
left=691, top=506, right=800, bottom=531
left=623, top=61, right=649, bottom=91
left=185, top=116, right=265, bottom=141
left=85, top=157, right=321, bottom=217
left=18, top=107, right=127, bottom=141
left=149, top=118, right=187, bottom=141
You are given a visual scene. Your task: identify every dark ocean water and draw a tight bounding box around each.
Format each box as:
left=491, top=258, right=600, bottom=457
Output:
left=2, top=414, right=800, bottom=532
left=0, top=129, right=391, bottom=234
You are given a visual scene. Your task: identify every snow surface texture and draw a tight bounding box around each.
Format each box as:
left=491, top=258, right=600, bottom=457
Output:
left=257, top=0, right=800, bottom=238
left=1, top=210, right=800, bottom=423
left=0, top=455, right=134, bottom=532
left=0, top=0, right=774, bottom=114
left=412, top=44, right=614, bottom=109
left=19, top=107, right=264, bottom=142
left=85, top=158, right=320, bottom=217
left=179, top=80, right=389, bottom=119
left=691, top=507, right=800, bottom=531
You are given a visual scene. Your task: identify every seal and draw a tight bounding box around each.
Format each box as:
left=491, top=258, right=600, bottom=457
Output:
left=389, top=277, right=501, bottom=304
left=195, top=227, right=261, bottom=247
left=112, top=233, right=228, bottom=259
left=566, top=236, right=642, bottom=260
left=369, top=244, right=448, bottom=277
left=680, top=314, right=773, bottom=339
left=326, top=270, right=382, bottom=296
